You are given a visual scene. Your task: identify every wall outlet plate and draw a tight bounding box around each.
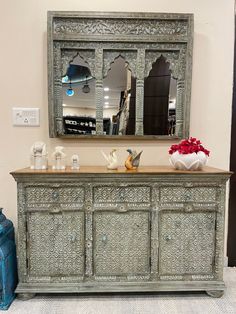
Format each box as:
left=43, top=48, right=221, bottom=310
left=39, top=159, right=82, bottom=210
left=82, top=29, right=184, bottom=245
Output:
left=12, top=107, right=40, bottom=126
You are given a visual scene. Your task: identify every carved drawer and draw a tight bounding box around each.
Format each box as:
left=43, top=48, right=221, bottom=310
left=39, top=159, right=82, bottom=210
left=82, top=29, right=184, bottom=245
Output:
left=159, top=186, right=217, bottom=203
left=93, top=185, right=151, bottom=204
left=25, top=186, right=85, bottom=208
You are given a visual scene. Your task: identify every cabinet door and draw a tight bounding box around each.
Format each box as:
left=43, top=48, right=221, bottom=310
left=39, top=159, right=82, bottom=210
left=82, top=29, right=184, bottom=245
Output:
left=159, top=211, right=216, bottom=278
left=27, top=211, right=84, bottom=281
left=93, top=211, right=150, bottom=278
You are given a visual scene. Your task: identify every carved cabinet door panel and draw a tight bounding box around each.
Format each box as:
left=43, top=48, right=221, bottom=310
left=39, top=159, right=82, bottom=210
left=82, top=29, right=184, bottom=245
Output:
left=93, top=211, right=150, bottom=279
left=26, top=211, right=85, bottom=282
left=159, top=211, right=216, bottom=278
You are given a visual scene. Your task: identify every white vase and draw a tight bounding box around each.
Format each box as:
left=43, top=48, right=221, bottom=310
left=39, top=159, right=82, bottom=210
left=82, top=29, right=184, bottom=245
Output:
left=169, top=151, right=208, bottom=170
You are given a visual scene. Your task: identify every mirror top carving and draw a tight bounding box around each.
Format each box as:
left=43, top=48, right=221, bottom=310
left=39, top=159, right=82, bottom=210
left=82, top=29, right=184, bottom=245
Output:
left=48, top=11, right=193, bottom=140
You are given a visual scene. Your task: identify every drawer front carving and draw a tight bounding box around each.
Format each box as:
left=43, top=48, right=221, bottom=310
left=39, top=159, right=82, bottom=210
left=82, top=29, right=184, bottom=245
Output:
left=27, top=211, right=85, bottom=280
left=94, top=211, right=150, bottom=277
left=160, top=186, right=217, bottom=203
left=159, top=211, right=216, bottom=277
left=93, top=186, right=151, bottom=204
left=26, top=186, right=85, bottom=205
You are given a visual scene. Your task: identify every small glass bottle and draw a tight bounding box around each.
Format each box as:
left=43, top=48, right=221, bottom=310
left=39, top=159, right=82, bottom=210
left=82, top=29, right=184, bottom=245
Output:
left=71, top=154, right=80, bottom=170
left=52, top=146, right=66, bottom=170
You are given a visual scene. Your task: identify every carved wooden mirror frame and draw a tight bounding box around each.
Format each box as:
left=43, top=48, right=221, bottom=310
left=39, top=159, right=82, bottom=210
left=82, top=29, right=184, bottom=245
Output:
left=48, top=11, right=193, bottom=139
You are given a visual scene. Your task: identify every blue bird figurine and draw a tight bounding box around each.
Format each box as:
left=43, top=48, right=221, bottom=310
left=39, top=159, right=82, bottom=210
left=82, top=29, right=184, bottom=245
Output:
left=125, top=149, right=143, bottom=170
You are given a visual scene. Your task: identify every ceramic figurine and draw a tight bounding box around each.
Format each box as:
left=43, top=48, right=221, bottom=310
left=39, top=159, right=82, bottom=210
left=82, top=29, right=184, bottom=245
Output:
left=52, top=146, right=66, bottom=170
left=30, top=141, right=47, bottom=170
left=101, top=149, right=118, bottom=170
left=71, top=154, right=80, bottom=170
left=125, top=149, right=143, bottom=170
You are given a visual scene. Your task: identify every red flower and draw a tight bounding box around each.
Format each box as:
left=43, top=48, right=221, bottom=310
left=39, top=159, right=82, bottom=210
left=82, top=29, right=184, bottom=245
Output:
left=169, top=137, right=210, bottom=156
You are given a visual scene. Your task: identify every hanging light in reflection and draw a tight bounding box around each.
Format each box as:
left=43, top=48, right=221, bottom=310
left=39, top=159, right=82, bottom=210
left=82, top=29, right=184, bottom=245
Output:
left=66, top=79, right=74, bottom=97
left=82, top=76, right=90, bottom=94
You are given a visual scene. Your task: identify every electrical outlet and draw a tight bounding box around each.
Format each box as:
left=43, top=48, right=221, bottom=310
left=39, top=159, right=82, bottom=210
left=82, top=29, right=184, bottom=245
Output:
left=12, top=107, right=40, bottom=126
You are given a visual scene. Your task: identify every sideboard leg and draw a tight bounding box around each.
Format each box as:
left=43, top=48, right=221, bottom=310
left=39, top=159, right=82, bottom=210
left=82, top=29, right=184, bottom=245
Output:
left=206, top=290, right=224, bottom=298
left=17, top=293, right=36, bottom=300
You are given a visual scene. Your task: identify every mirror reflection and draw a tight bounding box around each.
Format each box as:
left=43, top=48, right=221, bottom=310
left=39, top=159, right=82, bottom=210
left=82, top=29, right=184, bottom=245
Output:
left=103, top=56, right=135, bottom=135
left=61, top=54, right=177, bottom=136
left=144, top=55, right=177, bottom=136
left=62, top=55, right=96, bottom=135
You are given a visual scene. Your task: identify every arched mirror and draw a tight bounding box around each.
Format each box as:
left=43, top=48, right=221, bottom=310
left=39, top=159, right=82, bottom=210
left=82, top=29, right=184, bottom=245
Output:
left=62, top=54, right=96, bottom=135
left=143, top=55, right=177, bottom=136
left=103, top=56, right=135, bottom=136
left=48, top=11, right=193, bottom=139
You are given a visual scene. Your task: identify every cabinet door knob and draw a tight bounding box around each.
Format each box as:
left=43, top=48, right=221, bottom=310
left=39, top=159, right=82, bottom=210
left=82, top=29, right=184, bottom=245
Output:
left=165, top=235, right=172, bottom=241
left=118, top=205, right=127, bottom=212
left=101, top=234, right=107, bottom=243
left=49, top=208, right=61, bottom=214
left=69, top=233, right=77, bottom=243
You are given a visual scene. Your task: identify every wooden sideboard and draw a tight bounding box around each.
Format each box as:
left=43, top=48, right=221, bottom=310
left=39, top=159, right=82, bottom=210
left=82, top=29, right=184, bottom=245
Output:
left=11, top=166, right=231, bottom=299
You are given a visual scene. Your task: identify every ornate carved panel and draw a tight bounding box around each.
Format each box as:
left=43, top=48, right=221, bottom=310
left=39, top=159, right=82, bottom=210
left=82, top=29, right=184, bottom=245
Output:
left=93, top=211, right=150, bottom=277
left=48, top=11, right=193, bottom=138
left=61, top=49, right=95, bottom=77
left=103, top=50, right=137, bottom=78
left=159, top=211, right=216, bottom=277
left=25, top=186, right=85, bottom=205
left=145, top=50, right=180, bottom=78
left=27, top=211, right=85, bottom=280
left=160, top=186, right=217, bottom=203
left=53, top=17, right=189, bottom=37
left=93, top=186, right=151, bottom=203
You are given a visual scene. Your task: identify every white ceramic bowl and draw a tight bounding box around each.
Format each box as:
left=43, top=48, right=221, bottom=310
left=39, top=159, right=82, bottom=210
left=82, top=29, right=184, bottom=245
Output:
left=169, top=151, right=208, bottom=170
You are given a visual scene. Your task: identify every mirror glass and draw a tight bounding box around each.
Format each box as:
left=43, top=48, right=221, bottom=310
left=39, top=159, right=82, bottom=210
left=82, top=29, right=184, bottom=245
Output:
left=103, top=56, right=135, bottom=135
left=144, top=55, right=177, bottom=136
left=62, top=54, right=96, bottom=135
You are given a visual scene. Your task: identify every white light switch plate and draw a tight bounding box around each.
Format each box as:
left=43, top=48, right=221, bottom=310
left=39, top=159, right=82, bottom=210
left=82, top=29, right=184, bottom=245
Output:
left=12, top=107, right=40, bottom=126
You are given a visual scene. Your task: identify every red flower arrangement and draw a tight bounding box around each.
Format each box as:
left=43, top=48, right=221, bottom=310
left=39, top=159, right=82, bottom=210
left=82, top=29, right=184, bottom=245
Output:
left=169, top=137, right=210, bottom=156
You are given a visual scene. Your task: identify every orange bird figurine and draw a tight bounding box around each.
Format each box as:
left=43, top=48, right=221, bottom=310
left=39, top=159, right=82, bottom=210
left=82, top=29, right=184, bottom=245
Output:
left=125, top=149, right=143, bottom=170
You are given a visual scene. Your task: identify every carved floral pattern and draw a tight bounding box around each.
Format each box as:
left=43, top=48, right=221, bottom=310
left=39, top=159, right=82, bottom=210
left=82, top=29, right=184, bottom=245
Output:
left=28, top=211, right=85, bottom=280
left=53, top=18, right=188, bottom=36
left=93, top=186, right=151, bottom=203
left=159, top=211, right=216, bottom=277
left=103, top=51, right=137, bottom=78
left=160, top=186, right=217, bottom=203
left=94, top=211, right=150, bottom=277
left=26, top=186, right=85, bottom=204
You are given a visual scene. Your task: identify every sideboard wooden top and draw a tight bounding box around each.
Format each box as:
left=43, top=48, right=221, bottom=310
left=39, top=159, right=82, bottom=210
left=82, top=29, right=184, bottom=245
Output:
left=10, top=166, right=232, bottom=176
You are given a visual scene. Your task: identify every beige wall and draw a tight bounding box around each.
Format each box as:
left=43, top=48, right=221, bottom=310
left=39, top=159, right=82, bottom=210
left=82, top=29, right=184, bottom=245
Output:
left=0, top=0, right=234, bottom=243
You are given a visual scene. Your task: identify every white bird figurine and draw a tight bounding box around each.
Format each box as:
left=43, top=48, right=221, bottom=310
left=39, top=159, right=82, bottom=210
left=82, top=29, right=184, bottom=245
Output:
left=101, top=149, right=118, bottom=170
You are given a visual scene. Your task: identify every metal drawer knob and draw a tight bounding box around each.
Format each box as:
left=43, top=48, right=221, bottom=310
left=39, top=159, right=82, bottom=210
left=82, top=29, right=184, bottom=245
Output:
left=101, top=234, right=107, bottom=243
left=165, top=235, right=172, bottom=241
left=69, top=234, right=77, bottom=243
left=52, top=191, right=59, bottom=199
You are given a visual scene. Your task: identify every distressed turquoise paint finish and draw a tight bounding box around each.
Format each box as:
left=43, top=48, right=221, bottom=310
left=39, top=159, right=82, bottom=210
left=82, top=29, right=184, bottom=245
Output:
left=0, top=208, right=17, bottom=310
